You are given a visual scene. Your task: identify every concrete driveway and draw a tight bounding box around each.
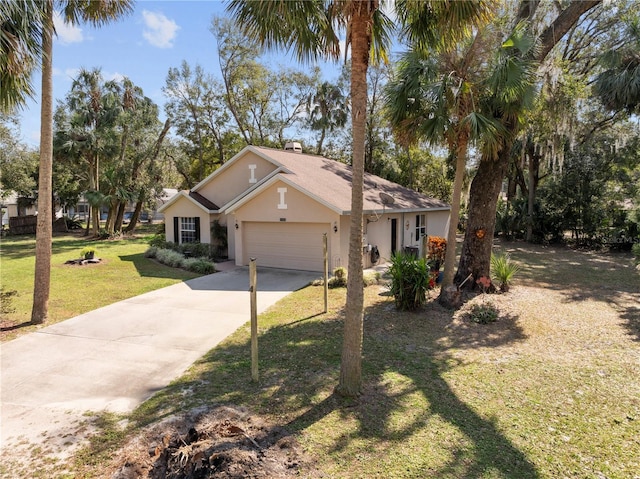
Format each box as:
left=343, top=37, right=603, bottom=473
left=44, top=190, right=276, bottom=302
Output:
left=0, top=266, right=319, bottom=460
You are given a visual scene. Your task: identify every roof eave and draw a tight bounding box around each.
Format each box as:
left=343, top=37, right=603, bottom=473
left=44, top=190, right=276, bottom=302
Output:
left=157, top=191, right=218, bottom=214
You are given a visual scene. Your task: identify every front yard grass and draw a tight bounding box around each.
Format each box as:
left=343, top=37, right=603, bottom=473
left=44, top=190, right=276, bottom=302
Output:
left=71, top=241, right=639, bottom=479
left=0, top=227, right=199, bottom=341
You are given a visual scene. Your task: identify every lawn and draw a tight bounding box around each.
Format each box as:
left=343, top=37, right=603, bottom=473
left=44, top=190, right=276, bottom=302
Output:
left=60, top=240, right=638, bottom=479
left=0, top=226, right=200, bottom=341
left=4, top=239, right=639, bottom=478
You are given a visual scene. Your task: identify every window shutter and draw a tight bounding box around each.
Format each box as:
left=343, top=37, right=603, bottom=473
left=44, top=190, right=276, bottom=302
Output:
left=194, top=217, right=201, bottom=242
left=173, top=217, right=179, bottom=243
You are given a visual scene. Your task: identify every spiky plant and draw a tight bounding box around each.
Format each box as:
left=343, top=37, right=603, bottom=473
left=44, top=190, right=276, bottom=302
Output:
left=490, top=252, right=520, bottom=292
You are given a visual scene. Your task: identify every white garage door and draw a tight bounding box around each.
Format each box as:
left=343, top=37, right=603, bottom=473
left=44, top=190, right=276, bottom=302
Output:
left=244, top=222, right=329, bottom=271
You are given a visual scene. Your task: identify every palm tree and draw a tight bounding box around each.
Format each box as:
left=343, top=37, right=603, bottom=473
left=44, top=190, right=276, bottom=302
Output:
left=226, top=0, right=490, bottom=396
left=385, top=25, right=502, bottom=297
left=9, top=0, right=134, bottom=324
left=594, top=18, right=640, bottom=112
left=308, top=81, right=349, bottom=155
left=455, top=0, right=601, bottom=288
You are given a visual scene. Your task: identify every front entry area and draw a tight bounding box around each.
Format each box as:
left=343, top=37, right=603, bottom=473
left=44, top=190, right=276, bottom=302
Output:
left=243, top=222, right=330, bottom=272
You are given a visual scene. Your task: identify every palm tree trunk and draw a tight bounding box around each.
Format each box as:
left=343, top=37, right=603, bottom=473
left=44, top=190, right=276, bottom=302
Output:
left=455, top=144, right=512, bottom=287
left=337, top=6, right=370, bottom=398
left=91, top=153, right=100, bottom=235
left=439, top=130, right=468, bottom=291
left=31, top=0, right=53, bottom=324
left=453, top=0, right=601, bottom=288
left=525, top=156, right=535, bottom=242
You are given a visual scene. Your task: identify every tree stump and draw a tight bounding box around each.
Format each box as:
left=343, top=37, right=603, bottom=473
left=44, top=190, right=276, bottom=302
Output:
left=438, top=285, right=462, bottom=309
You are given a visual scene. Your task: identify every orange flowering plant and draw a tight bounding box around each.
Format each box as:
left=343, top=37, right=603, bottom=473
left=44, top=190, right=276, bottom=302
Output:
left=427, top=236, right=447, bottom=264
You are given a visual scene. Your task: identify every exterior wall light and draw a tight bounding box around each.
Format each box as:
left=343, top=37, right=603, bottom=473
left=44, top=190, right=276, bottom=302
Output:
left=333, top=222, right=338, bottom=233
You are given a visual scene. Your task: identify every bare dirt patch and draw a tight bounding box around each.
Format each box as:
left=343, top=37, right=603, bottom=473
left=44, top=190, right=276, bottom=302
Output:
left=102, top=405, right=313, bottom=479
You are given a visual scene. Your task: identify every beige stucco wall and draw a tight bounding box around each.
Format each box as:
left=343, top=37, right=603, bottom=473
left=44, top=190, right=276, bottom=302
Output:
left=231, top=180, right=341, bottom=267
left=398, top=210, right=450, bottom=257
left=335, top=209, right=450, bottom=267
left=196, top=152, right=278, bottom=209
left=425, top=210, right=450, bottom=239
left=163, top=196, right=213, bottom=245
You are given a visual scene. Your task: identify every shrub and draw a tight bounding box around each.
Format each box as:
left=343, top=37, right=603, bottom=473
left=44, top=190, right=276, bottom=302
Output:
left=155, top=248, right=185, bottom=268
left=211, top=220, right=228, bottom=258
left=491, top=252, right=520, bottom=292
left=328, top=267, right=347, bottom=288
left=363, top=271, right=381, bottom=286
left=148, top=233, right=167, bottom=248
left=469, top=302, right=499, bottom=324
left=80, top=246, right=97, bottom=259
left=181, top=242, right=211, bottom=259
left=146, top=247, right=216, bottom=274
left=426, top=236, right=446, bottom=266
left=387, top=251, right=431, bottom=311
left=182, top=257, right=216, bottom=274
left=64, top=216, right=83, bottom=230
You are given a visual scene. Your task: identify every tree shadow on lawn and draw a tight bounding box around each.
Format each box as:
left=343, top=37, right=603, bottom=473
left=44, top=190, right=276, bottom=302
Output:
left=131, top=289, right=538, bottom=478
left=118, top=253, right=199, bottom=280
left=499, top=240, right=640, bottom=342
left=0, top=320, right=34, bottom=333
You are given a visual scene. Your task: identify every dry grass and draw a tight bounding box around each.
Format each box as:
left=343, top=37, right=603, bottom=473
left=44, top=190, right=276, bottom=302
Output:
left=9, top=240, right=640, bottom=478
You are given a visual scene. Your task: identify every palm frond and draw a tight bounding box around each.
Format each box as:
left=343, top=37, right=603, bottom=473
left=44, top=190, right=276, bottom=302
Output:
left=0, top=0, right=47, bottom=112
left=226, top=0, right=341, bottom=63
left=60, top=0, right=134, bottom=27
left=396, top=0, right=496, bottom=52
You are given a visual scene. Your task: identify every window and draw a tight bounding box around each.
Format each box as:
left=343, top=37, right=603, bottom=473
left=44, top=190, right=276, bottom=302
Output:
left=415, top=214, right=426, bottom=240
left=181, top=217, right=197, bottom=243
left=63, top=203, right=89, bottom=219
left=173, top=217, right=200, bottom=244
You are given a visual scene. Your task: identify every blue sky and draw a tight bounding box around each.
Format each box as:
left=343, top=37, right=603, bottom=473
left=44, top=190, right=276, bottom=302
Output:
left=17, top=0, right=344, bottom=147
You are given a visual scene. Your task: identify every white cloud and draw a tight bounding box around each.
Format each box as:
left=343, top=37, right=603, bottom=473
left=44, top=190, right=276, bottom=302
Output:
left=64, top=68, right=80, bottom=80
left=53, top=11, right=84, bottom=44
left=103, top=71, right=125, bottom=83
left=142, top=10, right=179, bottom=48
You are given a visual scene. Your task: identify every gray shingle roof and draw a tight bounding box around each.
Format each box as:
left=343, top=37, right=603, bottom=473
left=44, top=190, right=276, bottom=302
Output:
left=252, top=146, right=450, bottom=213
left=188, top=191, right=219, bottom=211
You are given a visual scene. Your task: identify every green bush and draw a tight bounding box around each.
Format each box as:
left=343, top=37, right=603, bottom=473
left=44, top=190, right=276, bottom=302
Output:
left=387, top=251, right=431, bottom=311
left=183, top=257, right=216, bottom=274
left=155, top=248, right=185, bottom=268
left=63, top=216, right=83, bottom=230
left=80, top=246, right=97, bottom=259
left=633, top=243, right=640, bottom=265
left=146, top=247, right=216, bottom=274
left=491, top=252, right=520, bottom=292
left=328, top=267, right=347, bottom=288
left=469, top=302, right=499, bottom=324
left=148, top=233, right=166, bottom=248
left=181, top=242, right=211, bottom=259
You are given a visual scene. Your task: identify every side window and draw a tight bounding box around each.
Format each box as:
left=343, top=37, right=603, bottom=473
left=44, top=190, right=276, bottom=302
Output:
left=175, top=217, right=201, bottom=244
left=415, top=214, right=426, bottom=240
left=181, top=217, right=196, bottom=243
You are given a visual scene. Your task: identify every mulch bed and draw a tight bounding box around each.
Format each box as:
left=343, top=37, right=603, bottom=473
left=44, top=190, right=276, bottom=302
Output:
left=106, top=406, right=313, bottom=479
